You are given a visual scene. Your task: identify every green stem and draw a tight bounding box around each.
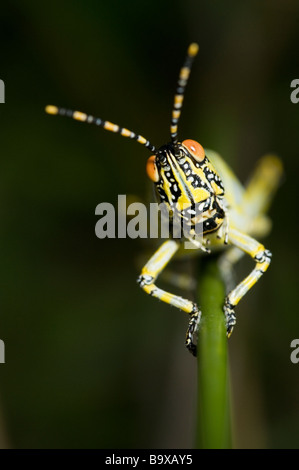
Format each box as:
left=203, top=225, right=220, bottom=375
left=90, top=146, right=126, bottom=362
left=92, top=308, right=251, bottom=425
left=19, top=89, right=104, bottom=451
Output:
left=195, top=256, right=232, bottom=449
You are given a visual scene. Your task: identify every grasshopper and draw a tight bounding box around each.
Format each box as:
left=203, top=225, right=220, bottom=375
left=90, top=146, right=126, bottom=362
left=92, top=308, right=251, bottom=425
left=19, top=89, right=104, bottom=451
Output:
left=46, top=43, right=282, bottom=355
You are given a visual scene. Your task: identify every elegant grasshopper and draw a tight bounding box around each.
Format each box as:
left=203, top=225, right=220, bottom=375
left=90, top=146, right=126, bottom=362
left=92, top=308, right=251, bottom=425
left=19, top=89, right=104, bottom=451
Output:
left=46, top=43, right=282, bottom=355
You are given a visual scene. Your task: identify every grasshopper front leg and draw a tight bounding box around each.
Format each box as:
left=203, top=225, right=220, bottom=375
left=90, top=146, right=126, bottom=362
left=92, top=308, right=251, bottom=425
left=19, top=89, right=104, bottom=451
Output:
left=224, top=228, right=272, bottom=336
left=137, top=239, right=201, bottom=356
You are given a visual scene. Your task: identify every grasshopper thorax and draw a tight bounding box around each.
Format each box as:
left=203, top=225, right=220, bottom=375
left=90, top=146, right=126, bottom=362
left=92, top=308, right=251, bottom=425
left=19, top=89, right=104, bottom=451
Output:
left=146, top=140, right=227, bottom=241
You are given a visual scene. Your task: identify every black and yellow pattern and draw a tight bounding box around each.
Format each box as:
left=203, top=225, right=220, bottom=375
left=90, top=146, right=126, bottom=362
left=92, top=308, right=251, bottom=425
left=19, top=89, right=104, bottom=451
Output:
left=170, top=43, right=199, bottom=143
left=152, top=140, right=226, bottom=244
left=45, top=105, right=156, bottom=153
left=46, top=43, right=282, bottom=357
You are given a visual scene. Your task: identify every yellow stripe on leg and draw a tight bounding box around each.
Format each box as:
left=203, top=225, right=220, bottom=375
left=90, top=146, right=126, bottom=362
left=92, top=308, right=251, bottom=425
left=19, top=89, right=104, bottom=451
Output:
left=143, top=284, right=194, bottom=313
left=138, top=240, right=201, bottom=355
left=138, top=240, right=195, bottom=314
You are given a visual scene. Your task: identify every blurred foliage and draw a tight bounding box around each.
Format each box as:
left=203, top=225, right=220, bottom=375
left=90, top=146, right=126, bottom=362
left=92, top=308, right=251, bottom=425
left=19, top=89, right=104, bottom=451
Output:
left=0, top=0, right=298, bottom=449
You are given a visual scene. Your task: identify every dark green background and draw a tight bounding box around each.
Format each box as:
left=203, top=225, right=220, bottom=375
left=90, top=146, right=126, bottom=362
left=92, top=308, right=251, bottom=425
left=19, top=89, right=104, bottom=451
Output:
left=0, top=0, right=298, bottom=449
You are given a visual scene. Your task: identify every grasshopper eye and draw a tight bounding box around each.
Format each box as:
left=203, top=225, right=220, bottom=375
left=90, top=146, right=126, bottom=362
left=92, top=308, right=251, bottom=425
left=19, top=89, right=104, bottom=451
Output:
left=182, top=139, right=205, bottom=162
left=146, top=155, right=159, bottom=182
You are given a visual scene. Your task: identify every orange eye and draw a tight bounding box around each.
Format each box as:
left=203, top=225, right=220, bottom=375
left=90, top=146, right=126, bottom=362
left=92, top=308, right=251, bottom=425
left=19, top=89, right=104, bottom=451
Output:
left=182, top=139, right=205, bottom=162
left=146, top=155, right=159, bottom=182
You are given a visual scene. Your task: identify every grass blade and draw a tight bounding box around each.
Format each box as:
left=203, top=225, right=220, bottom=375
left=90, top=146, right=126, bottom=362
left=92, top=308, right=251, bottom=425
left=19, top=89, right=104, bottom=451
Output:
left=195, top=256, right=232, bottom=449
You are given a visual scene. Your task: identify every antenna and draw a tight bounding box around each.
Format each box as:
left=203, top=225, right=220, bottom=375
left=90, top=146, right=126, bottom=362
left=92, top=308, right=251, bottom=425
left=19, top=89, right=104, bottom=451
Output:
left=170, top=43, right=199, bottom=144
left=45, top=105, right=157, bottom=153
